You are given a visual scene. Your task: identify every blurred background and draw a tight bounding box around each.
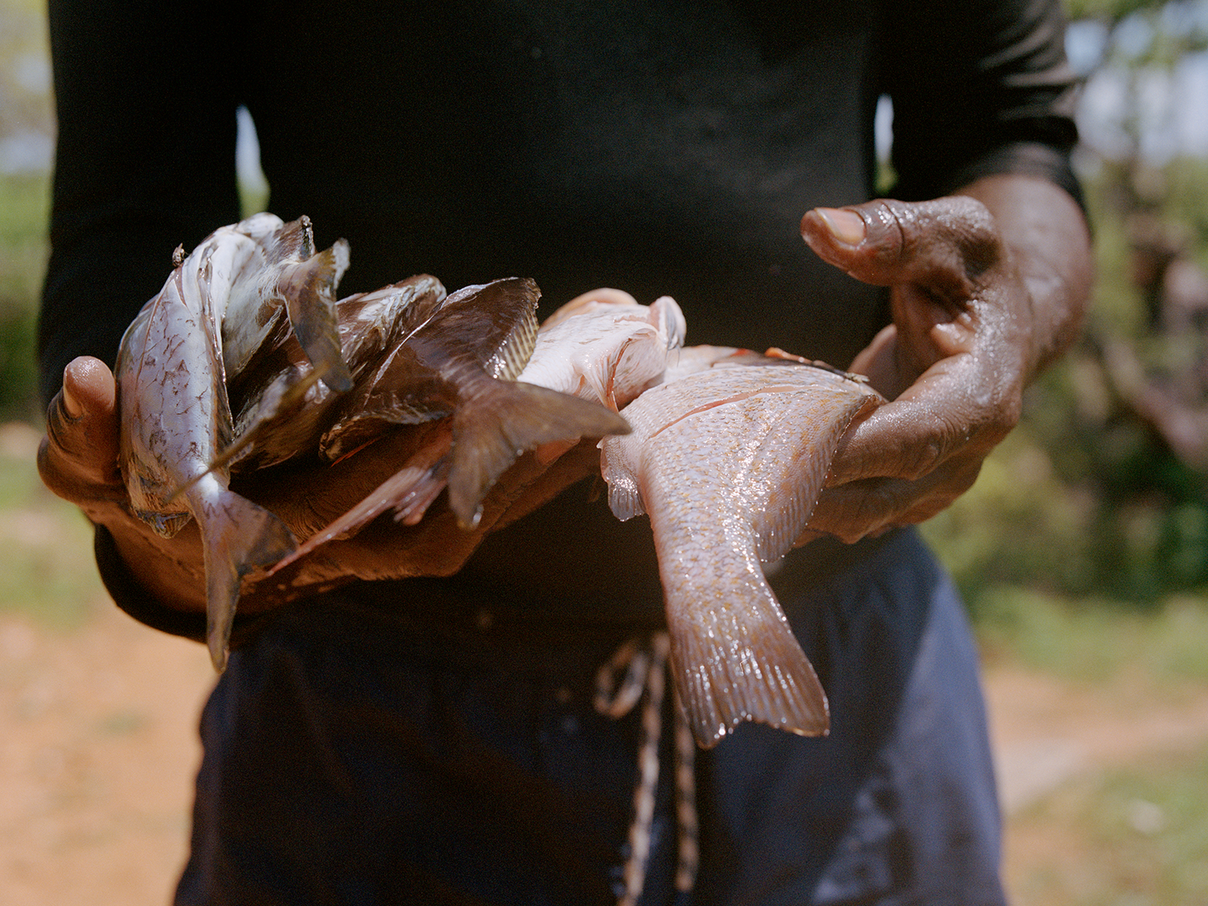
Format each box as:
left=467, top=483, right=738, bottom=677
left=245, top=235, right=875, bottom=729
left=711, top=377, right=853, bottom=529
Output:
left=1, top=0, right=1207, bottom=903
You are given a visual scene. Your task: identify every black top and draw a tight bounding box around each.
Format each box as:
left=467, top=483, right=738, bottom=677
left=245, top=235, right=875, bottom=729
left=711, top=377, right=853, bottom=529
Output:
left=41, top=0, right=1081, bottom=632
left=40, top=0, right=1080, bottom=401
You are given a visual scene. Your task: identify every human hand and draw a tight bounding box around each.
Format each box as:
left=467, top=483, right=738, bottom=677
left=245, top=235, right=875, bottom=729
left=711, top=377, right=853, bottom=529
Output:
left=37, top=356, right=602, bottom=616
left=38, top=356, right=129, bottom=518
left=798, top=175, right=1089, bottom=543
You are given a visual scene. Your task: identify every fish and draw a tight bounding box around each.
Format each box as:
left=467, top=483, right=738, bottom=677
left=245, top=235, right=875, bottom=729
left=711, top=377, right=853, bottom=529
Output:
left=115, top=213, right=352, bottom=670
left=270, top=280, right=637, bottom=570
left=517, top=289, right=687, bottom=414
left=600, top=352, right=884, bottom=747
left=222, top=275, right=448, bottom=472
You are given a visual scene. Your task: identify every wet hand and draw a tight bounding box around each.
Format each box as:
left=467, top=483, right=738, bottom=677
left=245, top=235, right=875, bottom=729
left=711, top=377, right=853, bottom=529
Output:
left=798, top=189, right=1043, bottom=543
left=37, top=356, right=600, bottom=614
left=38, top=356, right=126, bottom=521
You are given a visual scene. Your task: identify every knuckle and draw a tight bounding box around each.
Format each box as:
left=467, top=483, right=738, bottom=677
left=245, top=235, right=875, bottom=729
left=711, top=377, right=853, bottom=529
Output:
left=895, top=411, right=952, bottom=481
left=950, top=199, right=1003, bottom=279
left=868, top=196, right=1007, bottom=296
left=900, top=437, right=946, bottom=481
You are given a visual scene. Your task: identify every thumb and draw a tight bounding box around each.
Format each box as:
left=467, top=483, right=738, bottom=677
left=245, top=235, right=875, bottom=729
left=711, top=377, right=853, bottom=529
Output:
left=801, top=196, right=1000, bottom=299
left=38, top=356, right=123, bottom=498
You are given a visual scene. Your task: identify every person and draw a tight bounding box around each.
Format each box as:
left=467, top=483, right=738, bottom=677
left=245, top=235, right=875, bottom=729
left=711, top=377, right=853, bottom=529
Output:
left=37, top=1, right=1092, bottom=903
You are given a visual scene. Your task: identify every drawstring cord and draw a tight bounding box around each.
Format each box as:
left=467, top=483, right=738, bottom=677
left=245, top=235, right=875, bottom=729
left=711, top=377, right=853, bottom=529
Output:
left=594, top=632, right=699, bottom=906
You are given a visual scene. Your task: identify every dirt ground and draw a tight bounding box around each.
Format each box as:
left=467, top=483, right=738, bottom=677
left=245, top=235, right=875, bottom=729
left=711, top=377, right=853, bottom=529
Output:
left=4, top=594, right=1208, bottom=905
left=0, top=604, right=212, bottom=905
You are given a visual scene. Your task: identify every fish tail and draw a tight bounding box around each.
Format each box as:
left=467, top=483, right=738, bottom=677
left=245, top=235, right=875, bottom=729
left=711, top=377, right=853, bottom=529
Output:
left=448, top=379, right=631, bottom=529
left=201, top=490, right=297, bottom=671
left=666, top=577, right=829, bottom=748
left=270, top=452, right=452, bottom=574
left=278, top=239, right=353, bottom=393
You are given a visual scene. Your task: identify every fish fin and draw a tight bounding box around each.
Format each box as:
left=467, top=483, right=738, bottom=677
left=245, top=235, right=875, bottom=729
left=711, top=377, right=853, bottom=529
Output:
left=320, top=404, right=449, bottom=463
left=650, top=295, right=687, bottom=350
left=448, top=380, right=631, bottom=529
left=268, top=465, right=430, bottom=572
left=270, top=458, right=451, bottom=573
left=666, top=576, right=829, bottom=748
left=278, top=239, right=353, bottom=393
left=394, top=458, right=453, bottom=525
left=604, top=470, right=646, bottom=521
left=435, top=278, right=541, bottom=380
left=201, top=491, right=296, bottom=671
left=750, top=390, right=882, bottom=563
left=600, top=433, right=647, bottom=520
left=487, top=307, right=538, bottom=381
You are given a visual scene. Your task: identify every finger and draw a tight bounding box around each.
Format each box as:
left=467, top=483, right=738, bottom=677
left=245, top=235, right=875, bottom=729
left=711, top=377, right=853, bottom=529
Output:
left=847, top=323, right=902, bottom=399
left=39, top=356, right=123, bottom=497
left=801, top=197, right=1002, bottom=301
left=807, top=458, right=982, bottom=545
left=827, top=361, right=1016, bottom=486
left=827, top=399, right=956, bottom=486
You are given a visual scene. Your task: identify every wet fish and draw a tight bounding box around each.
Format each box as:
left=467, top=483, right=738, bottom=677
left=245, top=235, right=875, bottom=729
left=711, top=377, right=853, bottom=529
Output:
left=115, top=213, right=352, bottom=670
left=323, top=277, right=632, bottom=526
left=223, top=275, right=448, bottom=471
left=600, top=353, right=884, bottom=747
left=271, top=280, right=636, bottom=569
left=518, top=289, right=687, bottom=413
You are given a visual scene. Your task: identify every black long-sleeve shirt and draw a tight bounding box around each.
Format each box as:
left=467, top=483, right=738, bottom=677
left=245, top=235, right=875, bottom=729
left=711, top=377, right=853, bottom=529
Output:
left=38, top=11, right=1083, bottom=901
left=39, top=0, right=1080, bottom=405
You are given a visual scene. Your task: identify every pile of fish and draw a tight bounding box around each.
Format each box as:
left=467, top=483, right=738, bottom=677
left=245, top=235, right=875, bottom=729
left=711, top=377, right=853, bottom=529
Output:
left=116, top=214, right=639, bottom=670
left=116, top=213, right=883, bottom=746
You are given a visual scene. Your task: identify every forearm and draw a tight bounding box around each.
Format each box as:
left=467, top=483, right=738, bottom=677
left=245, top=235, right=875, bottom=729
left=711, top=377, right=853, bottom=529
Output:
left=956, top=173, right=1092, bottom=383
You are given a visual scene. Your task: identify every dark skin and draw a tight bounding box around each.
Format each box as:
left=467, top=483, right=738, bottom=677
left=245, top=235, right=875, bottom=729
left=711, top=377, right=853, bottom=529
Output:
left=38, top=173, right=1092, bottom=618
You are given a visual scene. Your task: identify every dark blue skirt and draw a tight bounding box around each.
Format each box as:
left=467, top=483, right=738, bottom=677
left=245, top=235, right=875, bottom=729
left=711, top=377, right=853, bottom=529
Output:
left=175, top=528, right=1006, bottom=906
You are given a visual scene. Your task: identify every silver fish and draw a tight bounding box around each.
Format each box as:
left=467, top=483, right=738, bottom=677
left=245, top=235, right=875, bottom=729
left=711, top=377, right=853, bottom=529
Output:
left=115, top=214, right=351, bottom=670
left=600, top=353, right=883, bottom=747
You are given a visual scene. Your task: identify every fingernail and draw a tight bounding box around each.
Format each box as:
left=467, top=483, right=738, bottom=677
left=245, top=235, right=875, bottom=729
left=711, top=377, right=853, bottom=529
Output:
left=817, top=208, right=866, bottom=246
left=61, top=381, right=84, bottom=419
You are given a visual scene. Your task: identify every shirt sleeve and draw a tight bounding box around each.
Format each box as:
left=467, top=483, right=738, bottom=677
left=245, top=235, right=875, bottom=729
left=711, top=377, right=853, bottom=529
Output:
left=38, top=0, right=246, bottom=407
left=94, top=525, right=282, bottom=648
left=880, top=0, right=1083, bottom=207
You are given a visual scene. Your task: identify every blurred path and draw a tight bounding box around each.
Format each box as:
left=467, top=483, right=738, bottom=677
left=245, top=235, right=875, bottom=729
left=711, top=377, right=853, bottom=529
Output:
left=989, top=663, right=1208, bottom=815
left=1, top=604, right=213, bottom=906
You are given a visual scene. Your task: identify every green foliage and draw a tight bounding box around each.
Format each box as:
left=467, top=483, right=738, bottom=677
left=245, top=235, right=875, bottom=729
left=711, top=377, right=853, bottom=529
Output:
left=0, top=172, right=50, bottom=421
left=1065, top=0, right=1166, bottom=22
left=923, top=386, right=1208, bottom=608
left=973, top=584, right=1208, bottom=684
left=0, top=425, right=105, bottom=628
